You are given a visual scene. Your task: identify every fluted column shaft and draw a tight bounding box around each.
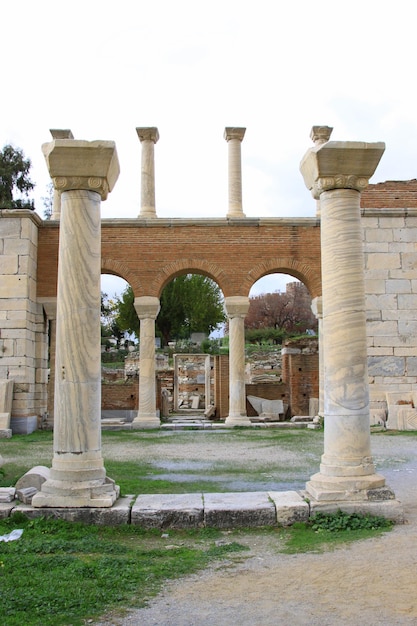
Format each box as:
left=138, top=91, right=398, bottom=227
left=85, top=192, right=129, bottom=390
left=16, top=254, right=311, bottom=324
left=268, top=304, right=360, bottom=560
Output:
left=132, top=296, right=161, bottom=429
left=33, top=138, right=120, bottom=508
left=224, top=296, right=251, bottom=426
left=224, top=127, right=246, bottom=218
left=136, top=127, right=159, bottom=218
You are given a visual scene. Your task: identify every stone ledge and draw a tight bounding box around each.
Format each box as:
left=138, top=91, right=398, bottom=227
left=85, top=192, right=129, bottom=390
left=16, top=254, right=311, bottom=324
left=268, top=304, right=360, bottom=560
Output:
left=0, top=492, right=406, bottom=527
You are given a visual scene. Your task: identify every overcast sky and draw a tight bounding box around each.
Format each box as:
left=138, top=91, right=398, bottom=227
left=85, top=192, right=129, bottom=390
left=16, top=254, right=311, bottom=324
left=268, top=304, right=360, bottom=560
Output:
left=3, top=0, right=417, bottom=296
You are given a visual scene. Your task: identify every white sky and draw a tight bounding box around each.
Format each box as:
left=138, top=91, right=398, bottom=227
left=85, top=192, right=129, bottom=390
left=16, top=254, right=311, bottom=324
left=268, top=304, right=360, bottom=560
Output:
left=3, top=0, right=417, bottom=297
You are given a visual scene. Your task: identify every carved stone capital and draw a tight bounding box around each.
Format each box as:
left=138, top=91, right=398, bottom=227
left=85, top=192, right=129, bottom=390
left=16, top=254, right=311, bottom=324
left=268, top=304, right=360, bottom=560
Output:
left=224, top=296, right=250, bottom=319
left=314, top=174, right=370, bottom=198
left=42, top=139, right=120, bottom=201
left=52, top=176, right=110, bottom=198
left=136, top=127, right=159, bottom=144
left=134, top=296, right=160, bottom=320
left=224, top=127, right=246, bottom=142
left=310, top=126, right=333, bottom=145
left=300, top=139, right=385, bottom=200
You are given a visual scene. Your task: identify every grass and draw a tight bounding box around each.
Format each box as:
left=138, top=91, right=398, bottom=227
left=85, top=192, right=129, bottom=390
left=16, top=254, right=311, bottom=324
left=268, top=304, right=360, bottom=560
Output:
left=0, top=513, right=248, bottom=626
left=0, top=428, right=405, bottom=624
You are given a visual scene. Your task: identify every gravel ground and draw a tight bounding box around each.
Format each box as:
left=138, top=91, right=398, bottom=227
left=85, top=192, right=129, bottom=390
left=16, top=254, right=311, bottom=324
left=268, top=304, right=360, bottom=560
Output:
left=95, top=432, right=417, bottom=626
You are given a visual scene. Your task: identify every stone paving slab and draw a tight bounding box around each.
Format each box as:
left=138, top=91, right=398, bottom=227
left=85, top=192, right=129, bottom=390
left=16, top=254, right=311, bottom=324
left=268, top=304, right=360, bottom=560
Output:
left=132, top=493, right=204, bottom=528
left=11, top=496, right=134, bottom=525
left=268, top=490, right=309, bottom=526
left=204, top=492, right=276, bottom=528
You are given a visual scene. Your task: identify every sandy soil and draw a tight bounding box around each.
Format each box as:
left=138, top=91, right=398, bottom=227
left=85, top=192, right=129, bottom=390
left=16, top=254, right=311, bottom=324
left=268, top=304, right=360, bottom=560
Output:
left=95, top=434, right=417, bottom=626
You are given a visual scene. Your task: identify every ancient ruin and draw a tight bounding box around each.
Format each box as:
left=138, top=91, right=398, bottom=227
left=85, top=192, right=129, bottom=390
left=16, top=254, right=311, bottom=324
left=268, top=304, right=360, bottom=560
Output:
left=1, top=124, right=414, bottom=518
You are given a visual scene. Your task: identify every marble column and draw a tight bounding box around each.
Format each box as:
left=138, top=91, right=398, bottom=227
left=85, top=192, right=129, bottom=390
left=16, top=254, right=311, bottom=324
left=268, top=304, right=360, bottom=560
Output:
left=136, top=127, right=159, bottom=218
left=224, top=296, right=251, bottom=426
left=32, top=138, right=120, bottom=508
left=132, top=296, right=161, bottom=429
left=224, top=127, right=246, bottom=218
left=49, top=129, right=74, bottom=220
left=311, top=296, right=324, bottom=416
left=300, top=132, right=392, bottom=501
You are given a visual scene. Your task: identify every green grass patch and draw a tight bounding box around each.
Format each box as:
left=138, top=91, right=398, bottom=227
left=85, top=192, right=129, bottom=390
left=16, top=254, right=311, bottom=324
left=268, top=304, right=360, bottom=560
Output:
left=0, top=514, right=248, bottom=626
left=280, top=510, right=393, bottom=554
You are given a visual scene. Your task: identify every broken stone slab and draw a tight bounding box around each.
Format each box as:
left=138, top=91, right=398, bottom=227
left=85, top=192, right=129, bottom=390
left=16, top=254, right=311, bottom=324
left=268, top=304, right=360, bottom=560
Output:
left=0, top=487, right=16, bottom=503
left=268, top=491, right=309, bottom=526
left=204, top=492, right=276, bottom=528
left=204, top=405, right=216, bottom=418
left=15, top=466, right=51, bottom=491
left=247, top=395, right=284, bottom=420
left=0, top=501, right=16, bottom=519
left=16, top=487, right=38, bottom=504
left=13, top=496, right=134, bottom=525
left=132, top=493, right=204, bottom=529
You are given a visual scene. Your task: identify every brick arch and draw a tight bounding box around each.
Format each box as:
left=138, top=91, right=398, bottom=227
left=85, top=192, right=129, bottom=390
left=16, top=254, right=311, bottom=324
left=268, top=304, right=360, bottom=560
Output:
left=244, top=258, right=322, bottom=299
left=151, top=258, right=229, bottom=297
left=101, top=258, right=143, bottom=294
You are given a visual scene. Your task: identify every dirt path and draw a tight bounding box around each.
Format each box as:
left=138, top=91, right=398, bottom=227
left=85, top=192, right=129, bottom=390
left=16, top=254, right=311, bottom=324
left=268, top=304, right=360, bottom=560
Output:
left=96, top=436, right=417, bottom=626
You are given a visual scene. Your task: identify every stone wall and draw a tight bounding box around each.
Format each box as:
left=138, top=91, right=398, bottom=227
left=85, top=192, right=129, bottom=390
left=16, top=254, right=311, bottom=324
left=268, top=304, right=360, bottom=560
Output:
left=362, top=187, right=417, bottom=424
left=0, top=210, right=48, bottom=433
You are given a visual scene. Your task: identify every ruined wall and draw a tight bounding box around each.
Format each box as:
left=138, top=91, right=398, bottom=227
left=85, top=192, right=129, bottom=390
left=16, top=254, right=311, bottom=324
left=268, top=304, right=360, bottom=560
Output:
left=0, top=210, right=48, bottom=433
left=361, top=181, right=417, bottom=421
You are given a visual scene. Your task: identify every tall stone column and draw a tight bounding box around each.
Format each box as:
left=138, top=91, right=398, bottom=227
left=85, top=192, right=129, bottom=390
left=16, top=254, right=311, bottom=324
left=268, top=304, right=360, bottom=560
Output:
left=300, top=132, right=392, bottom=501
left=311, top=296, right=324, bottom=416
left=49, top=130, right=74, bottom=220
left=32, top=139, right=120, bottom=508
left=224, top=296, right=251, bottom=426
left=136, top=127, right=159, bottom=218
left=132, top=296, right=161, bottom=429
left=224, top=127, right=246, bottom=218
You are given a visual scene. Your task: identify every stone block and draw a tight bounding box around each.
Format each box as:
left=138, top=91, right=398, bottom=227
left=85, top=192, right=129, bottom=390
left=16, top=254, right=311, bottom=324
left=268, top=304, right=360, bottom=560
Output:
left=268, top=491, right=309, bottom=526
left=16, top=487, right=38, bottom=504
left=10, top=415, right=38, bottom=434
left=0, top=488, right=16, bottom=503
left=368, top=356, right=405, bottom=377
left=15, top=466, right=50, bottom=491
left=0, top=502, right=15, bottom=519
left=132, top=493, right=204, bottom=529
left=309, top=499, right=404, bottom=523
left=14, top=496, right=133, bottom=525
left=203, top=492, right=276, bottom=528
left=0, top=427, right=12, bottom=438
left=366, top=253, right=400, bottom=270
left=1, top=255, right=18, bottom=274
left=0, top=274, right=29, bottom=298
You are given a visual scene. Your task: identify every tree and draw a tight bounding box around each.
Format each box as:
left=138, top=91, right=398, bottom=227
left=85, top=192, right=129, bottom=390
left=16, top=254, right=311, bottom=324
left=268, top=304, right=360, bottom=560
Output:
left=115, top=275, right=226, bottom=345
left=245, top=283, right=317, bottom=337
left=0, top=145, right=34, bottom=208
left=42, top=182, right=54, bottom=219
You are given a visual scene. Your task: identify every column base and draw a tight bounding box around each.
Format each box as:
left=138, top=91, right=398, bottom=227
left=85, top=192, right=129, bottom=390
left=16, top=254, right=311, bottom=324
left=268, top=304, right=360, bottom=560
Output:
left=132, top=414, right=161, bottom=429
left=32, top=476, right=120, bottom=508
left=226, top=211, right=246, bottom=219
left=224, top=414, right=252, bottom=427
left=306, top=471, right=394, bottom=502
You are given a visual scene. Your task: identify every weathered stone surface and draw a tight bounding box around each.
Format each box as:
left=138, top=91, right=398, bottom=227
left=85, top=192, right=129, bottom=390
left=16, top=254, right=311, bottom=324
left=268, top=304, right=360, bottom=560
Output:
left=132, top=493, right=204, bottom=528
left=14, top=496, right=133, bottom=525
left=15, top=466, right=50, bottom=491
left=16, top=487, right=38, bottom=504
left=268, top=491, right=309, bottom=526
left=368, top=356, right=405, bottom=377
left=309, top=499, right=404, bottom=523
left=0, top=488, right=16, bottom=503
left=204, top=492, right=275, bottom=528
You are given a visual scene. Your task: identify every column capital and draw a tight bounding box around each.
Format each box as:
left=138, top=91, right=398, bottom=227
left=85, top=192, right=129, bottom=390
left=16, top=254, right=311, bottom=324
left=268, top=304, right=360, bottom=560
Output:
left=300, top=133, right=385, bottom=200
left=42, top=139, right=120, bottom=200
left=134, top=296, right=160, bottom=320
left=224, top=295, right=250, bottom=318
left=224, top=127, right=246, bottom=142
left=310, top=126, right=333, bottom=146
left=136, top=127, right=159, bottom=144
